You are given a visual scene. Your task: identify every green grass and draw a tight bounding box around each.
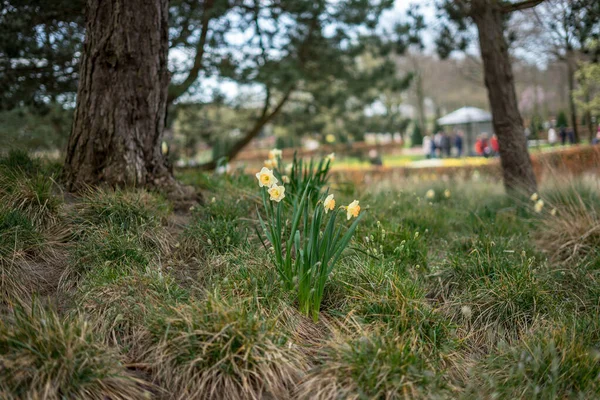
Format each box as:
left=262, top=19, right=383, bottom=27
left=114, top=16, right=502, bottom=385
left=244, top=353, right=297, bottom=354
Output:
left=298, top=330, right=445, bottom=399
left=2, top=151, right=600, bottom=399
left=0, top=150, right=62, bottom=224
left=470, top=321, right=600, bottom=399
left=144, top=294, right=308, bottom=399
left=0, top=302, right=150, bottom=399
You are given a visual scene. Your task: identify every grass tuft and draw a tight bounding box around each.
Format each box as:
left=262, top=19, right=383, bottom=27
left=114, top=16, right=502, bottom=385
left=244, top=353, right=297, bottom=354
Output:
left=472, top=322, right=600, bottom=398
left=298, top=330, right=443, bottom=399
left=0, top=151, right=62, bottom=224
left=0, top=301, right=151, bottom=399
left=145, top=294, right=308, bottom=399
left=74, top=187, right=171, bottom=232
left=439, top=237, right=550, bottom=345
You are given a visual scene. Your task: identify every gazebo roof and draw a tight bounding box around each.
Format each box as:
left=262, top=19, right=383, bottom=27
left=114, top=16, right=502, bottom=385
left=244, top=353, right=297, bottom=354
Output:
left=437, top=107, right=492, bottom=126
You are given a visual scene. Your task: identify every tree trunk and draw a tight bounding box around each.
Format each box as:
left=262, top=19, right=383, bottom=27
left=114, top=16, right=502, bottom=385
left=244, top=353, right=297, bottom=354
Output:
left=415, top=70, right=428, bottom=137
left=64, top=0, right=174, bottom=191
left=472, top=1, right=537, bottom=195
left=566, top=51, right=579, bottom=143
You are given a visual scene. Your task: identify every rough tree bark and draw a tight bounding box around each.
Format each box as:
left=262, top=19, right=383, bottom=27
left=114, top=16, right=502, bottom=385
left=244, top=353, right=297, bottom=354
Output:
left=471, top=0, right=538, bottom=194
left=64, top=0, right=186, bottom=195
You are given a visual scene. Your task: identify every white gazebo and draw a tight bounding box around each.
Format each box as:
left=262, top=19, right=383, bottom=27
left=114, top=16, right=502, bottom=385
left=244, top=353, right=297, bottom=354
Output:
left=437, top=107, right=493, bottom=155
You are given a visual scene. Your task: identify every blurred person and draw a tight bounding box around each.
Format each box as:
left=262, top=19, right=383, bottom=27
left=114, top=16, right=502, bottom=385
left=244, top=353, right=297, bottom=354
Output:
left=368, top=149, right=383, bottom=166
left=481, top=133, right=491, bottom=157
left=475, top=133, right=490, bottom=157
left=434, top=131, right=443, bottom=158
left=474, top=135, right=484, bottom=156
left=559, top=125, right=567, bottom=145
left=423, top=134, right=432, bottom=158
left=547, top=125, right=557, bottom=145
left=592, top=130, right=600, bottom=145
left=441, top=132, right=452, bottom=158
left=567, top=127, right=575, bottom=144
left=455, top=131, right=464, bottom=157
left=490, top=134, right=499, bottom=156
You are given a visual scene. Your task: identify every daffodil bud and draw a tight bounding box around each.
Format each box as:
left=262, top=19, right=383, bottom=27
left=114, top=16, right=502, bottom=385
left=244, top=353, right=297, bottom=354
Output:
left=461, top=305, right=472, bottom=319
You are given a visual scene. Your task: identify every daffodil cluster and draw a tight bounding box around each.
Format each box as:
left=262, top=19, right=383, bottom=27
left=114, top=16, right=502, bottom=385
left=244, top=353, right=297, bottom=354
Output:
left=256, top=167, right=286, bottom=202
left=255, top=150, right=362, bottom=321
left=529, top=192, right=557, bottom=215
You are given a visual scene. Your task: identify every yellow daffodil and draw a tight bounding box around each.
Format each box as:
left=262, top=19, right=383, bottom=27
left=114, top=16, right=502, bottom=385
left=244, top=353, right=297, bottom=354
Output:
left=268, top=148, right=282, bottom=160
left=326, top=134, right=336, bottom=143
left=326, top=152, right=335, bottom=163
left=256, top=167, right=278, bottom=188
left=530, top=192, right=538, bottom=202
left=267, top=185, right=286, bottom=202
left=324, top=194, right=335, bottom=213
left=285, top=163, right=293, bottom=174
left=551, top=207, right=557, bottom=216
left=444, top=189, right=451, bottom=198
left=264, top=159, right=276, bottom=169
left=534, top=199, right=544, bottom=213
left=161, top=141, right=169, bottom=155
left=282, top=175, right=290, bottom=184
left=425, top=189, right=435, bottom=200
left=346, top=200, right=360, bottom=220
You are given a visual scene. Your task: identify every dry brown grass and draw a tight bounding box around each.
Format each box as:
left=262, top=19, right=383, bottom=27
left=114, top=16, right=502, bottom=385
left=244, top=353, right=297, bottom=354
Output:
left=0, top=301, right=152, bottom=400
left=297, top=328, right=442, bottom=400
left=144, top=295, right=310, bottom=400
left=535, top=176, right=600, bottom=264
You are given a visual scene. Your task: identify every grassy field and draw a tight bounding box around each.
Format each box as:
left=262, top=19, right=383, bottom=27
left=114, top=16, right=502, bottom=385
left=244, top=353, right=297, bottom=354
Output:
left=2, top=150, right=600, bottom=399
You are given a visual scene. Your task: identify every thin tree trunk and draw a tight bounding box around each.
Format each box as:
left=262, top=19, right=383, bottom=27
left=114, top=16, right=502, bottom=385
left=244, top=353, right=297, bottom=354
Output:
left=411, top=56, right=427, bottom=137
left=583, top=76, right=594, bottom=142
left=586, top=108, right=594, bottom=143
left=64, top=0, right=177, bottom=192
left=415, top=70, right=427, bottom=137
left=472, top=1, right=537, bottom=194
left=566, top=51, right=579, bottom=143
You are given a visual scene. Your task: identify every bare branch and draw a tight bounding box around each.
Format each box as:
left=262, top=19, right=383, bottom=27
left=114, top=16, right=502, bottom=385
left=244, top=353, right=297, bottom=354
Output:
left=502, top=0, right=546, bottom=14
left=197, top=85, right=295, bottom=170
left=168, top=0, right=215, bottom=104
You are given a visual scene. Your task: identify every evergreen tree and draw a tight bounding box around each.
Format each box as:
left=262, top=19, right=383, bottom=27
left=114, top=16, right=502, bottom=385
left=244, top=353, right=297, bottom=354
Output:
left=557, top=110, right=568, bottom=128
left=411, top=122, right=423, bottom=146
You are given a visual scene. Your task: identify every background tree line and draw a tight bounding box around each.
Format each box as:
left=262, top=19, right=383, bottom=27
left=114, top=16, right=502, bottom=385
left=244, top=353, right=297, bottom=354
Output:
left=0, top=0, right=598, bottom=195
